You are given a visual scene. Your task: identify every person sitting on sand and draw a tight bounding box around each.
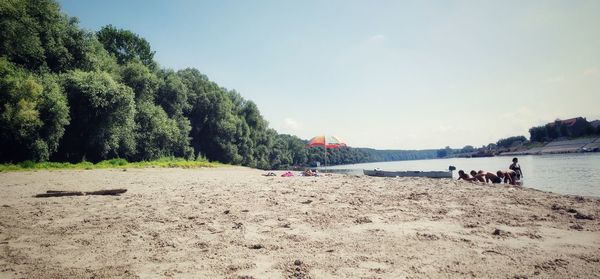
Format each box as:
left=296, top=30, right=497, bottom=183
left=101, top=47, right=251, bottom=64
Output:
left=509, top=157, right=523, bottom=180
left=475, top=170, right=502, bottom=184
left=470, top=170, right=486, bottom=182
left=497, top=170, right=517, bottom=185
left=457, top=170, right=477, bottom=182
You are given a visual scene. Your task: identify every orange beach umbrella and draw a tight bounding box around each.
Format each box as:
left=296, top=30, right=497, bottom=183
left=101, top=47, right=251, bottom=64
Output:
left=307, top=135, right=347, bottom=148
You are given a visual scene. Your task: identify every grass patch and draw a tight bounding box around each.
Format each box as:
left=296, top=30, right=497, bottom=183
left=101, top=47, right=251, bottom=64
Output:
left=0, top=157, right=222, bottom=172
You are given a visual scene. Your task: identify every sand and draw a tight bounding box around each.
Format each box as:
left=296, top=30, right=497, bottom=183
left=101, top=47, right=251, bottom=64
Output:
left=0, top=167, right=599, bottom=278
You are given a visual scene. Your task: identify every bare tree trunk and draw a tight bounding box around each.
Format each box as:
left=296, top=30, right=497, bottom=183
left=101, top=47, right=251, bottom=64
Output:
left=35, top=191, right=84, bottom=197
left=34, top=189, right=127, bottom=198
left=85, top=189, right=127, bottom=195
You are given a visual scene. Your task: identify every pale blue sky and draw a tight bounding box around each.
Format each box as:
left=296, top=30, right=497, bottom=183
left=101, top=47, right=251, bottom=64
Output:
left=58, top=0, right=600, bottom=149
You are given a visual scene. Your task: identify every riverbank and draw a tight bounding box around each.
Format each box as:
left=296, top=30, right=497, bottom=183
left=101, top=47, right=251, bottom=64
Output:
left=1, top=167, right=599, bottom=278
left=501, top=137, right=600, bottom=156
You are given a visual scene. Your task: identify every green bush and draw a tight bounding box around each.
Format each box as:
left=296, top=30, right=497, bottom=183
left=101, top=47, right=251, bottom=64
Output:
left=19, top=160, right=36, bottom=168
left=100, top=158, right=128, bottom=166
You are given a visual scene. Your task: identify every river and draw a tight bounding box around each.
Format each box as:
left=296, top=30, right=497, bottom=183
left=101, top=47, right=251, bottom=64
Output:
left=323, top=153, right=600, bottom=197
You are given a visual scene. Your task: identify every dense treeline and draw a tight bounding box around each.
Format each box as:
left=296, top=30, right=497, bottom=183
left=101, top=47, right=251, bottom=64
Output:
left=435, top=117, right=600, bottom=158
left=529, top=118, right=599, bottom=143
left=1, top=0, right=435, bottom=169
left=435, top=145, right=480, bottom=158
left=496, top=136, right=527, bottom=148
left=360, top=148, right=437, bottom=162
left=0, top=0, right=269, bottom=167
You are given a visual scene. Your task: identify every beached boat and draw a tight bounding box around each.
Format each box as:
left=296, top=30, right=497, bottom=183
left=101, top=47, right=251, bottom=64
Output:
left=363, top=166, right=455, bottom=178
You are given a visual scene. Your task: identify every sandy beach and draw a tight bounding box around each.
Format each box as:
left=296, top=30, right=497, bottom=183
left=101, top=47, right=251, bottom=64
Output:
left=0, top=167, right=599, bottom=278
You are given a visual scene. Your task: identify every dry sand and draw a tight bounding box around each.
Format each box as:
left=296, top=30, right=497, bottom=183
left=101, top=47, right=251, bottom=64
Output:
left=0, top=167, right=599, bottom=278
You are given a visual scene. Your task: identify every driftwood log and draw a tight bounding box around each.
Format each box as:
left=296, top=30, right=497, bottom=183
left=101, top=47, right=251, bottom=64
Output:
left=34, top=189, right=127, bottom=198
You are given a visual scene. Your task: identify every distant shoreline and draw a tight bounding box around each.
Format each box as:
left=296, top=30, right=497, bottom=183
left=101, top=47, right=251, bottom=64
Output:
left=499, top=136, right=600, bottom=156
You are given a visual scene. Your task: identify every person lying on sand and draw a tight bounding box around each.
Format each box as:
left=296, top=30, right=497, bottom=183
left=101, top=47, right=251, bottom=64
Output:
left=474, top=170, right=502, bottom=184
left=281, top=171, right=294, bottom=177
left=470, top=170, right=486, bottom=182
left=497, top=170, right=517, bottom=185
left=457, top=170, right=477, bottom=182
left=303, top=169, right=318, bottom=176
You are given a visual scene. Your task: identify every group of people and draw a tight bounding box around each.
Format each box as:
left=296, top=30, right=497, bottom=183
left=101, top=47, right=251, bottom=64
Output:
left=457, top=157, right=524, bottom=185
left=263, top=169, right=320, bottom=177
left=302, top=169, right=319, bottom=176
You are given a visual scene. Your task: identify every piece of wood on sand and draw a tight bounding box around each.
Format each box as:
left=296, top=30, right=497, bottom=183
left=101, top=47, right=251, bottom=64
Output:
left=34, top=189, right=127, bottom=198
left=85, top=189, right=127, bottom=195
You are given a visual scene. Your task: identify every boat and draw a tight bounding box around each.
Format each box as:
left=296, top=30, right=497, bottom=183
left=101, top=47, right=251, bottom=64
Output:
left=363, top=166, right=455, bottom=179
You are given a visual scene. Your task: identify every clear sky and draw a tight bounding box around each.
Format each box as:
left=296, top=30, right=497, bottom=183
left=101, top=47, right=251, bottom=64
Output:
left=58, top=0, right=600, bottom=149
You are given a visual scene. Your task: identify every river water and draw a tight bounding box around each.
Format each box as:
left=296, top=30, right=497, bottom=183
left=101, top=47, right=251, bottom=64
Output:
left=323, top=153, right=600, bottom=197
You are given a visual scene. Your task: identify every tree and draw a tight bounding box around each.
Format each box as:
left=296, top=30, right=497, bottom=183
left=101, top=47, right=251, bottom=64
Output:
left=79, top=36, right=120, bottom=74
left=96, top=25, right=156, bottom=69
left=546, top=123, right=559, bottom=139
left=177, top=68, right=244, bottom=164
left=436, top=146, right=452, bottom=158
left=0, top=58, right=69, bottom=161
left=156, top=70, right=189, bottom=116
left=56, top=70, right=135, bottom=162
left=120, top=61, right=159, bottom=103
left=496, top=136, right=527, bottom=148
left=277, top=134, right=308, bottom=166
left=134, top=102, right=192, bottom=160
left=529, top=126, right=547, bottom=142
left=460, top=145, right=475, bottom=153
left=0, top=0, right=94, bottom=72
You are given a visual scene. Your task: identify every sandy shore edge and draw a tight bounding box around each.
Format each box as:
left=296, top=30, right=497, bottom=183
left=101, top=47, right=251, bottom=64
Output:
left=1, top=167, right=599, bottom=278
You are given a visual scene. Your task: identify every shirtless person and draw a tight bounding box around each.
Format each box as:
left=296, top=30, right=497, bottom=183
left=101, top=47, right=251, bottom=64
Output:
left=474, top=170, right=502, bottom=184
left=470, top=170, right=486, bottom=182
left=457, top=170, right=477, bottom=182
left=303, top=169, right=317, bottom=176
left=497, top=170, right=517, bottom=185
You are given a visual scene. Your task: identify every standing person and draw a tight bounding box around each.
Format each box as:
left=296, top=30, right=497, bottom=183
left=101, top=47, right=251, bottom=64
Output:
left=509, top=157, right=523, bottom=180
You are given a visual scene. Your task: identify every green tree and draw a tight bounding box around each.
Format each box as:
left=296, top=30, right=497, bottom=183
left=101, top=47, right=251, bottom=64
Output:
left=546, top=123, right=559, bottom=139
left=0, top=0, right=94, bottom=72
left=529, top=126, right=547, bottom=142
left=0, top=58, right=69, bottom=161
left=437, top=146, right=450, bottom=158
left=78, top=36, right=120, bottom=75
left=134, top=102, right=192, bottom=160
left=277, top=134, right=308, bottom=166
left=177, top=68, right=242, bottom=164
left=496, top=136, right=527, bottom=148
left=96, top=25, right=156, bottom=69
left=460, top=145, right=475, bottom=153
left=120, top=61, right=159, bottom=103
left=157, top=70, right=189, bottom=116
left=56, top=70, right=135, bottom=162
